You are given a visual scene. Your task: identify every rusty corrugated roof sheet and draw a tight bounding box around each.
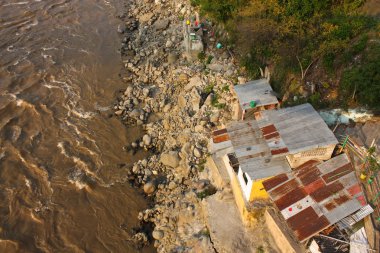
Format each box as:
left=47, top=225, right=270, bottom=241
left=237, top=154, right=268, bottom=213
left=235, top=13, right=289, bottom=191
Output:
left=263, top=154, right=368, bottom=242
left=209, top=128, right=234, bottom=157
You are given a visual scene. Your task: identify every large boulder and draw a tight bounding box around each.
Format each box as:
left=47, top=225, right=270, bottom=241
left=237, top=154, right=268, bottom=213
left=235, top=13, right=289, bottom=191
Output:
left=160, top=151, right=180, bottom=168
left=207, top=63, right=223, bottom=72
left=185, top=76, right=202, bottom=91
left=139, top=12, right=154, bottom=23
left=142, top=134, right=151, bottom=146
left=152, top=229, right=164, bottom=240
left=143, top=181, right=156, bottom=194
left=154, top=19, right=169, bottom=30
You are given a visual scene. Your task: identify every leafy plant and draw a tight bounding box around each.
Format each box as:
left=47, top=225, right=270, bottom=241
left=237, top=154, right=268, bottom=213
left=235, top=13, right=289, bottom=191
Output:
left=206, top=55, right=214, bottom=64
left=198, top=51, right=206, bottom=61
left=340, top=43, right=380, bottom=109
left=203, top=84, right=214, bottom=94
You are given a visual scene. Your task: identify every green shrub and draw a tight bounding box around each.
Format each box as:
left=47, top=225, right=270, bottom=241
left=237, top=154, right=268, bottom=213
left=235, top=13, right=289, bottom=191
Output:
left=196, top=0, right=248, bottom=23
left=198, top=51, right=206, bottom=61
left=203, top=84, right=214, bottom=94
left=340, top=43, right=380, bottom=109
left=196, top=186, right=217, bottom=199
left=256, top=246, right=265, bottom=253
left=206, top=55, right=213, bottom=64
left=323, top=52, right=335, bottom=73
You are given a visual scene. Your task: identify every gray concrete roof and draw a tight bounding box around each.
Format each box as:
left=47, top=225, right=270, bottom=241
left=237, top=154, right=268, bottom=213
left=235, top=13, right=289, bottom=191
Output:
left=234, top=79, right=279, bottom=110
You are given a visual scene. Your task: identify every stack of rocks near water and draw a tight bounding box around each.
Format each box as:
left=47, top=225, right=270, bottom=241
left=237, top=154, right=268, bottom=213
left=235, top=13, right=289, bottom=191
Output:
left=114, top=0, right=243, bottom=251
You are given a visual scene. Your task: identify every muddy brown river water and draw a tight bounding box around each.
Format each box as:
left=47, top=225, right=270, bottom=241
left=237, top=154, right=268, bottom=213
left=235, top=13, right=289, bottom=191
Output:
left=0, top=1, right=153, bottom=252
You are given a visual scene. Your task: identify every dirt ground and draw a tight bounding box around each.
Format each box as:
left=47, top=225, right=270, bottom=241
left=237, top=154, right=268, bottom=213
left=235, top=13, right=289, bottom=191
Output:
left=202, top=189, right=279, bottom=253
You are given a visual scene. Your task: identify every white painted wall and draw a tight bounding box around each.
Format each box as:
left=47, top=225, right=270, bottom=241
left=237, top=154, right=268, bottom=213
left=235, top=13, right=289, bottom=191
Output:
left=237, top=167, right=253, bottom=202
left=222, top=154, right=253, bottom=202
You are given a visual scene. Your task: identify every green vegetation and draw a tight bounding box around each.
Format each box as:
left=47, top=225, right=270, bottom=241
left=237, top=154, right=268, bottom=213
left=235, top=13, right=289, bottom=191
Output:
left=193, top=0, right=379, bottom=109
left=191, top=0, right=248, bottom=22
left=256, top=246, right=264, bottom=253
left=198, top=51, right=206, bottom=61
left=196, top=186, right=217, bottom=199
left=203, top=83, right=214, bottom=94
left=340, top=43, right=380, bottom=109
left=211, top=93, right=226, bottom=109
left=365, top=147, right=380, bottom=178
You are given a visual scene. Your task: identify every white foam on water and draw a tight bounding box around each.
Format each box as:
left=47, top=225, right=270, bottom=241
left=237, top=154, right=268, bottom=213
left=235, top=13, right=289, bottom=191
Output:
left=15, top=99, right=40, bottom=116
left=57, top=142, right=100, bottom=182
left=14, top=148, right=53, bottom=194
left=94, top=103, right=111, bottom=111
left=24, top=177, right=31, bottom=188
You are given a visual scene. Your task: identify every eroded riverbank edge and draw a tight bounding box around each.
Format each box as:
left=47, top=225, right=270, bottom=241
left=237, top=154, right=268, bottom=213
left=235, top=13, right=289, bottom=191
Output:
left=113, top=0, right=278, bottom=252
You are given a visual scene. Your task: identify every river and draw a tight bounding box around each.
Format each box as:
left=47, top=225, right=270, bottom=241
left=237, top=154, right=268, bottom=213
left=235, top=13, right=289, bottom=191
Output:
left=0, top=0, right=153, bottom=252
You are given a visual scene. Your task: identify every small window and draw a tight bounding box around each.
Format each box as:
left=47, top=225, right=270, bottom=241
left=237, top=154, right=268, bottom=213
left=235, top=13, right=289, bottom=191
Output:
left=243, top=173, right=248, bottom=185
left=227, top=153, right=240, bottom=174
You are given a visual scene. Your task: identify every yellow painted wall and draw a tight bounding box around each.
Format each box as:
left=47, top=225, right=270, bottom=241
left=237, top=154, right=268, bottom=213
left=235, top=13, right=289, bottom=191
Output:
left=249, top=178, right=271, bottom=202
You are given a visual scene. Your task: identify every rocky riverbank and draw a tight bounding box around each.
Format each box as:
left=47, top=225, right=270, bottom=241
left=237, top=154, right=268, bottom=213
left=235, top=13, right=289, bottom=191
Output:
left=114, top=0, right=245, bottom=251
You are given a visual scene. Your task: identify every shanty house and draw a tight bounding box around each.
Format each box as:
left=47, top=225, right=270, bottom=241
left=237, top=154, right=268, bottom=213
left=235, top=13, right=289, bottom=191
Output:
left=262, top=153, right=373, bottom=242
left=255, top=103, right=338, bottom=168
left=233, top=79, right=279, bottom=120
left=210, top=103, right=338, bottom=205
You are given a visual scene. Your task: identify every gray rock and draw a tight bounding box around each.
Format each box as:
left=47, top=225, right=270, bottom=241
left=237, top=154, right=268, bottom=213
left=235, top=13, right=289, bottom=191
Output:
left=178, top=96, right=187, bottom=109
left=168, top=181, right=177, bottom=190
left=117, top=24, right=126, bottom=33
left=130, top=109, right=141, bottom=118
left=163, top=104, right=171, bottom=113
left=115, top=109, right=124, bottom=116
left=139, top=12, right=154, bottom=23
left=193, top=147, right=202, bottom=158
left=144, top=169, right=152, bottom=177
left=152, top=229, right=164, bottom=240
left=154, top=19, right=169, bottom=30
left=142, top=134, right=151, bottom=146
left=143, top=88, right=150, bottom=97
left=165, top=40, right=173, bottom=48
left=207, top=63, right=223, bottom=72
left=160, top=151, right=180, bottom=168
left=184, top=76, right=202, bottom=91
left=167, top=53, right=178, bottom=64
left=194, top=125, right=203, bottom=132
left=190, top=89, right=201, bottom=111
left=143, top=181, right=156, bottom=194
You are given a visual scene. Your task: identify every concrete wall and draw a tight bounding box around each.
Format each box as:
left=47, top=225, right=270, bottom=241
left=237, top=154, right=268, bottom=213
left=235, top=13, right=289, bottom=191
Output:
left=286, top=144, right=336, bottom=168
left=220, top=155, right=256, bottom=224
left=265, top=209, right=305, bottom=253
left=229, top=167, right=256, bottom=224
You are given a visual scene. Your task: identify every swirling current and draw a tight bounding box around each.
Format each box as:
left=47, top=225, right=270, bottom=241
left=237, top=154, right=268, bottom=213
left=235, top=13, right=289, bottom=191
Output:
left=0, top=1, right=153, bottom=252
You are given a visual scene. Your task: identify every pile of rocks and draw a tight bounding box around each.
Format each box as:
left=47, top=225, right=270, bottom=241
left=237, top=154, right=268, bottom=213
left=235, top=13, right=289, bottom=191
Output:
left=114, top=0, right=244, bottom=251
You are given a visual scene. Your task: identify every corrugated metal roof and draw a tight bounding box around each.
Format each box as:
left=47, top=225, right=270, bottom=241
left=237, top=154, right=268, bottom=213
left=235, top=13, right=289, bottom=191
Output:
left=209, top=128, right=234, bottom=157
left=210, top=104, right=338, bottom=181
left=225, top=121, right=291, bottom=180
left=256, top=104, right=338, bottom=154
left=337, top=205, right=374, bottom=230
left=263, top=154, right=368, bottom=242
left=234, top=79, right=279, bottom=110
